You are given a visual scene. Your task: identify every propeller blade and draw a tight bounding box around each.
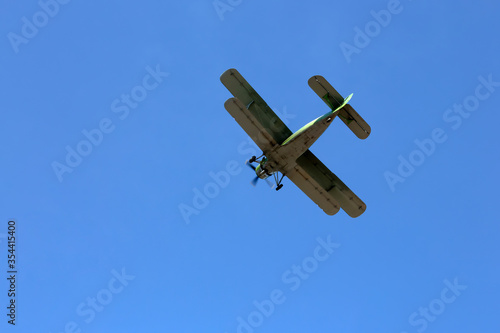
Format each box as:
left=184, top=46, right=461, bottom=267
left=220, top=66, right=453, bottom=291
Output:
left=251, top=176, right=259, bottom=186
left=265, top=178, right=275, bottom=189
left=245, top=161, right=256, bottom=170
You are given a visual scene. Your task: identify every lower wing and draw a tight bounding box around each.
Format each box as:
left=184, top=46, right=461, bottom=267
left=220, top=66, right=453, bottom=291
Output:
left=286, top=150, right=366, bottom=217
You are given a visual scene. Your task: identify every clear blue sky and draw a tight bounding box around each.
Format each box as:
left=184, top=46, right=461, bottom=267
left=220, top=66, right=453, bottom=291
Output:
left=1, top=0, right=499, bottom=332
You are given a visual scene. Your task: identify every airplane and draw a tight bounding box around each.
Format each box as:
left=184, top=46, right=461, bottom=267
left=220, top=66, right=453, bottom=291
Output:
left=220, top=68, right=371, bottom=217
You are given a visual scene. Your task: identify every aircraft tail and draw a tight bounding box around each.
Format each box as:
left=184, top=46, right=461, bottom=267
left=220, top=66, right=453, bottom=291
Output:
left=308, top=75, right=371, bottom=139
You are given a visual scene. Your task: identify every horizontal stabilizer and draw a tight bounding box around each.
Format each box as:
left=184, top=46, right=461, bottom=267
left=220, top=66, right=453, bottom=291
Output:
left=308, top=75, right=345, bottom=110
left=308, top=75, right=371, bottom=139
left=338, top=104, right=371, bottom=139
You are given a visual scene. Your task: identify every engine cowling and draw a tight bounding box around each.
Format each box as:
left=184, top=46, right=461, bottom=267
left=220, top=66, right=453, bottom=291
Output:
left=254, top=163, right=270, bottom=179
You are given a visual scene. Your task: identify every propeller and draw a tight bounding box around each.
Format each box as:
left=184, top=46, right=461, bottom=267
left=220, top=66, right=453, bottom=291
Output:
left=245, top=161, right=275, bottom=188
left=245, top=161, right=259, bottom=186
left=246, top=160, right=256, bottom=171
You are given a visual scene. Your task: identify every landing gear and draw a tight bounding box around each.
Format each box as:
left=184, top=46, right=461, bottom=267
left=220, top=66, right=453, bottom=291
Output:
left=274, top=172, right=285, bottom=191
left=247, top=154, right=285, bottom=190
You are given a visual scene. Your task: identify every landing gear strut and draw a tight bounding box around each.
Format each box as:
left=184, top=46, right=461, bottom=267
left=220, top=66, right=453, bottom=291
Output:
left=274, top=172, right=285, bottom=191
left=249, top=153, right=265, bottom=164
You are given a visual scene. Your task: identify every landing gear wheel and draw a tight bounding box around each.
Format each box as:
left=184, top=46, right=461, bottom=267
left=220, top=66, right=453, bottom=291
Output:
left=276, top=184, right=283, bottom=191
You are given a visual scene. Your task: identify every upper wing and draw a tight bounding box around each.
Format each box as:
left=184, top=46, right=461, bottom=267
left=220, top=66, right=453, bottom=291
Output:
left=224, top=98, right=278, bottom=152
left=286, top=150, right=366, bottom=217
left=221, top=69, right=293, bottom=149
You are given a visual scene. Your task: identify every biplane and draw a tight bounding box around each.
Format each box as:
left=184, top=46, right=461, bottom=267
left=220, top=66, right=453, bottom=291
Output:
left=221, top=69, right=371, bottom=217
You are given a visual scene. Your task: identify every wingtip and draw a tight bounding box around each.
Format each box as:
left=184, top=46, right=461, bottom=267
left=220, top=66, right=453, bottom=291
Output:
left=308, top=75, right=324, bottom=86
left=345, top=203, right=366, bottom=218
left=220, top=68, right=236, bottom=82
left=223, top=97, right=238, bottom=108
left=221, top=68, right=238, bottom=76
